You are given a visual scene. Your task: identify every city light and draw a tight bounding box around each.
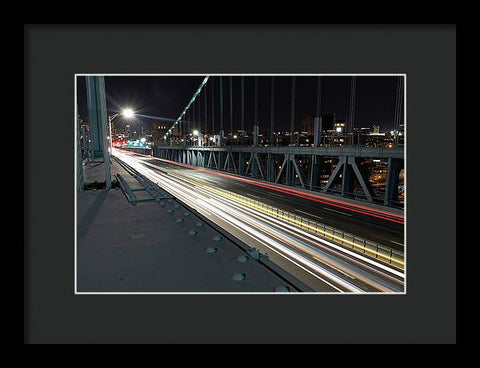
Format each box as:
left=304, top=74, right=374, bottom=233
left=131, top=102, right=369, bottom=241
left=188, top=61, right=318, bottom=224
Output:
left=192, top=130, right=199, bottom=136
left=122, top=108, right=134, bottom=118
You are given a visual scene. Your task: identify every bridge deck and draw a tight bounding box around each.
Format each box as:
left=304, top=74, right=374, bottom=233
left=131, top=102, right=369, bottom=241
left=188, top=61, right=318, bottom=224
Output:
left=76, top=159, right=313, bottom=292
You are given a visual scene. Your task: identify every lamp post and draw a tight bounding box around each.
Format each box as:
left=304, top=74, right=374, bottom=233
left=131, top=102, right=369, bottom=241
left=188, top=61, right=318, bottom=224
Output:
left=192, top=129, right=200, bottom=147
left=108, top=108, right=134, bottom=153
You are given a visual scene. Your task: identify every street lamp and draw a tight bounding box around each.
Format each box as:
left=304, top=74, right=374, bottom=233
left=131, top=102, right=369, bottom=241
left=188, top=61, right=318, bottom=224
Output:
left=108, top=108, right=135, bottom=152
left=192, top=129, right=202, bottom=147
left=122, top=108, right=134, bottom=119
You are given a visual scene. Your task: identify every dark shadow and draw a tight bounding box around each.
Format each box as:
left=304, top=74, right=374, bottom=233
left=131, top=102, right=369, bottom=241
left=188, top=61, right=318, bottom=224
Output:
left=77, top=190, right=109, bottom=240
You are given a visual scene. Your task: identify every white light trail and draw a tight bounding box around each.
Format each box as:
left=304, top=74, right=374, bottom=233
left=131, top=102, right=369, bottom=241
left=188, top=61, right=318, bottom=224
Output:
left=137, top=155, right=404, bottom=281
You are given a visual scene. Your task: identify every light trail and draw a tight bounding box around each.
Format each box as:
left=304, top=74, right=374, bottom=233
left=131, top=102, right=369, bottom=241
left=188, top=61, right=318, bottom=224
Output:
left=114, top=149, right=404, bottom=292
left=129, top=153, right=405, bottom=225
left=155, top=162, right=404, bottom=269
left=295, top=210, right=323, bottom=220
left=198, top=186, right=403, bottom=292
left=159, top=166, right=403, bottom=279
left=115, top=151, right=353, bottom=291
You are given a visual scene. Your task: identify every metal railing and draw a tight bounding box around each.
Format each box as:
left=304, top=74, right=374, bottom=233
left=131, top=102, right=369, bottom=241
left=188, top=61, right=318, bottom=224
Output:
left=204, top=184, right=404, bottom=270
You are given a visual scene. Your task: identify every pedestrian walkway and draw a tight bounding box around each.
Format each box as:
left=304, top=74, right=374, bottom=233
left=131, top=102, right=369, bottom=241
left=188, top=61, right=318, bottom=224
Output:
left=76, top=159, right=306, bottom=292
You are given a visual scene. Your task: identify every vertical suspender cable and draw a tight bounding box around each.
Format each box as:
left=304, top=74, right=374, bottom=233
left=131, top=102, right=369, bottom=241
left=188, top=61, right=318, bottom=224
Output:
left=204, top=82, right=208, bottom=134
left=193, top=95, right=196, bottom=131
left=290, top=76, right=296, bottom=143
left=394, top=76, right=404, bottom=145
left=241, top=76, right=245, bottom=131
left=219, top=76, right=224, bottom=130
left=254, top=76, right=259, bottom=125
left=316, top=76, right=322, bottom=118
left=211, top=77, right=215, bottom=134
left=229, top=76, right=233, bottom=135
left=270, top=76, right=275, bottom=137
left=349, top=76, right=357, bottom=145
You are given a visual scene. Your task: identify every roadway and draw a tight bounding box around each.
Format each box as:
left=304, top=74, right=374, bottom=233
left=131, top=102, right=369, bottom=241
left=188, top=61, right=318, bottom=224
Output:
left=126, top=150, right=405, bottom=250
left=113, top=149, right=405, bottom=293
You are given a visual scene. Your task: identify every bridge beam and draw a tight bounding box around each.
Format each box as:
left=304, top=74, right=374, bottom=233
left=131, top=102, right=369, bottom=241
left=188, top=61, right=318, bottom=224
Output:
left=274, top=153, right=305, bottom=187
left=85, top=76, right=111, bottom=189
left=310, top=155, right=322, bottom=191
left=324, top=156, right=346, bottom=193
left=384, top=158, right=403, bottom=206
left=323, top=156, right=374, bottom=202
left=348, top=157, right=373, bottom=202
left=218, top=151, right=226, bottom=170
left=342, top=158, right=355, bottom=197
left=85, top=76, right=108, bottom=160
left=156, top=145, right=404, bottom=160
left=267, top=153, right=275, bottom=182
left=255, top=153, right=265, bottom=180
left=226, top=151, right=237, bottom=173
left=76, top=116, right=84, bottom=191
left=146, top=145, right=404, bottom=207
left=245, top=152, right=265, bottom=180
left=291, top=157, right=305, bottom=188
left=238, top=152, right=246, bottom=176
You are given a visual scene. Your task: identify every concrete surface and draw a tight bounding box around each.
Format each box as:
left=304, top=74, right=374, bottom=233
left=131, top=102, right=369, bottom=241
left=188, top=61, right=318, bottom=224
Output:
left=77, top=160, right=299, bottom=292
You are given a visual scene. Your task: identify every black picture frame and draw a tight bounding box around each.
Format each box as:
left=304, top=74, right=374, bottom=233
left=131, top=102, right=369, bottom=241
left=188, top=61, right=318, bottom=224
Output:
left=24, top=23, right=458, bottom=344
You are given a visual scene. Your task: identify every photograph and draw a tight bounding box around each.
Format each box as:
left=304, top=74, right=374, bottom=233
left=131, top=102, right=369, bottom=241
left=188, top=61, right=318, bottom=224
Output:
left=75, top=74, right=406, bottom=294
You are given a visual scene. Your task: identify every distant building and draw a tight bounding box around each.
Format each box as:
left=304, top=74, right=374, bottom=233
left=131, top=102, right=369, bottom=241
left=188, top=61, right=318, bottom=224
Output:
left=359, top=127, right=371, bottom=134
left=320, top=114, right=334, bottom=132
left=333, top=121, right=346, bottom=134
left=300, top=115, right=314, bottom=135
left=152, top=122, right=169, bottom=145
left=140, top=125, right=149, bottom=137
left=300, top=114, right=337, bottom=135
left=124, top=124, right=132, bottom=139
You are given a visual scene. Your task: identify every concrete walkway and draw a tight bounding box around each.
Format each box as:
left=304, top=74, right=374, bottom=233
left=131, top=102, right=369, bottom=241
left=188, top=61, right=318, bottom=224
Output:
left=77, top=160, right=299, bottom=292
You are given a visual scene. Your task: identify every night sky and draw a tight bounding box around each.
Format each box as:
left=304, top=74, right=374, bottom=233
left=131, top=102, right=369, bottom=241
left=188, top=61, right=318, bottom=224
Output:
left=76, top=75, right=404, bottom=134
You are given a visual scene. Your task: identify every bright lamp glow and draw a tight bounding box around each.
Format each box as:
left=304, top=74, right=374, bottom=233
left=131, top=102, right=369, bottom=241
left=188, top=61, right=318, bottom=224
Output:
left=122, top=108, right=134, bottom=118
left=140, top=138, right=146, bottom=143
left=192, top=130, right=199, bottom=136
